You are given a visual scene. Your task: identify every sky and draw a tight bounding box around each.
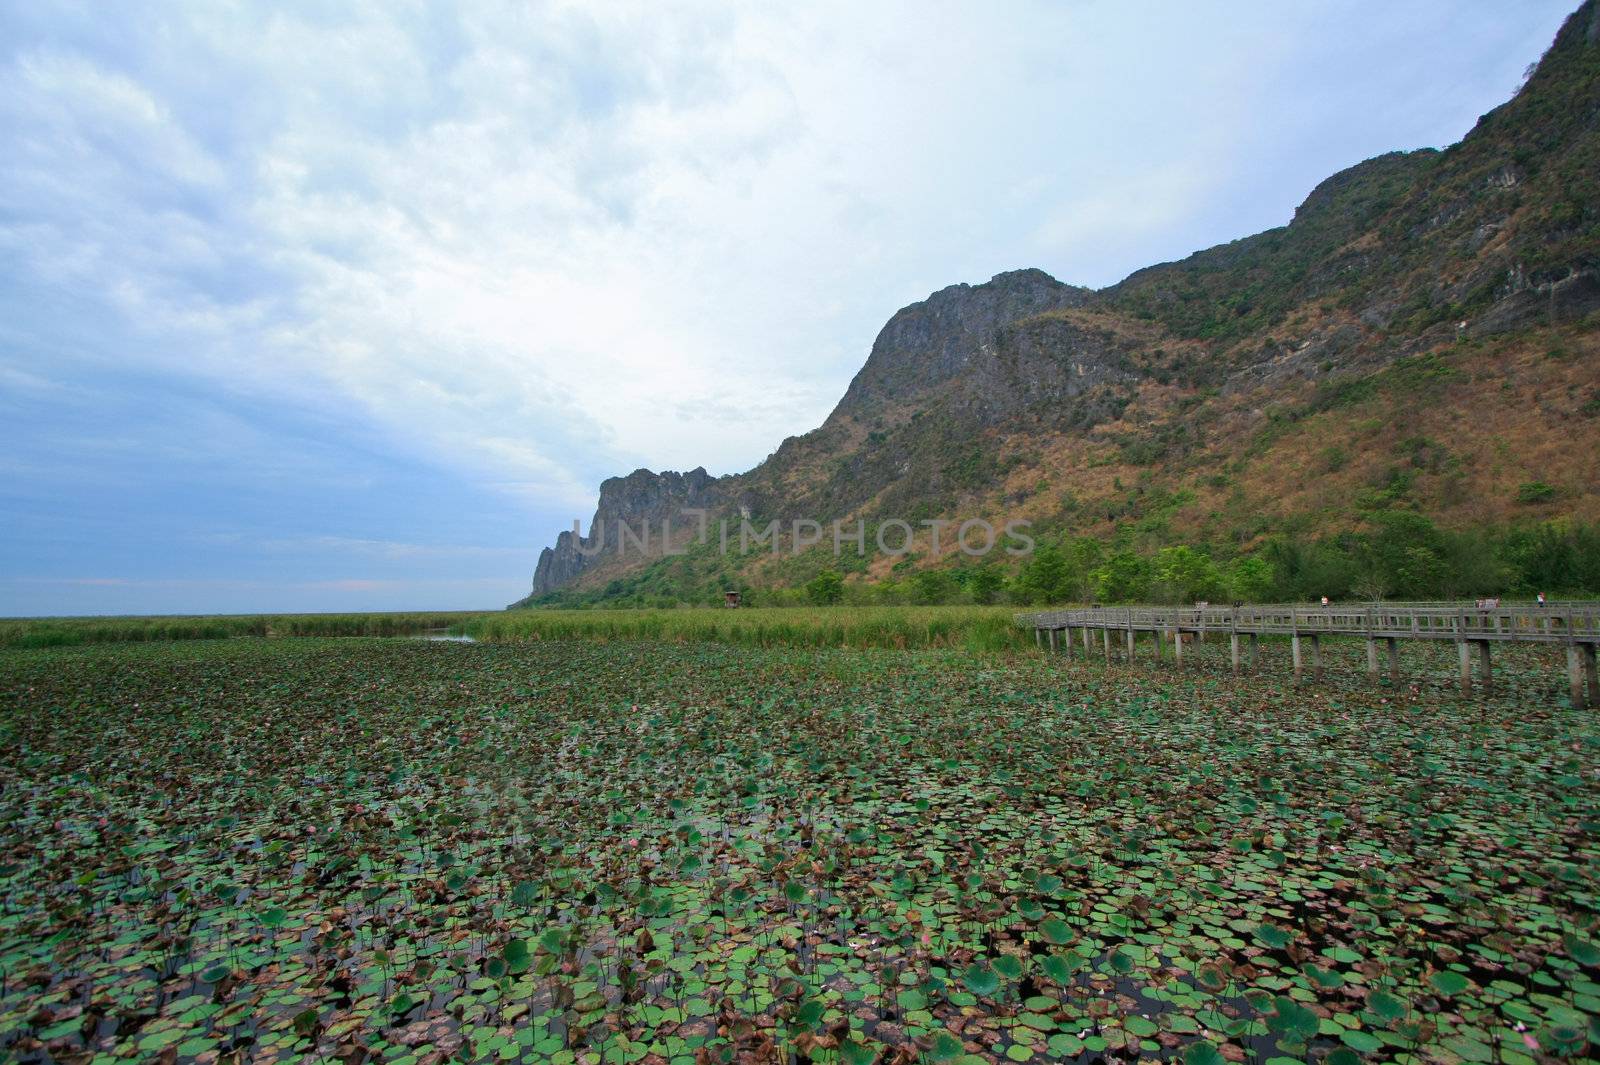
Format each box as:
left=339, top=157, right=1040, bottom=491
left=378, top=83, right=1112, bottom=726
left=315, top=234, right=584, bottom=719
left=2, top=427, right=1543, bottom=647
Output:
left=0, top=0, right=1578, bottom=616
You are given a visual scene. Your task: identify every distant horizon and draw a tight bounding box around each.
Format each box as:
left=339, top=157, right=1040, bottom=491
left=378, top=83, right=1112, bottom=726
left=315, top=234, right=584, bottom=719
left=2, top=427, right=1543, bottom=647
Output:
left=0, top=1, right=1578, bottom=615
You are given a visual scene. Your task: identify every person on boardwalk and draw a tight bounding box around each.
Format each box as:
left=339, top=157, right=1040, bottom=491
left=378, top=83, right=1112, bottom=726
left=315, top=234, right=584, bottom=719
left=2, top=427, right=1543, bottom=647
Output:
left=1537, top=591, right=1547, bottom=607
left=1320, top=595, right=1330, bottom=608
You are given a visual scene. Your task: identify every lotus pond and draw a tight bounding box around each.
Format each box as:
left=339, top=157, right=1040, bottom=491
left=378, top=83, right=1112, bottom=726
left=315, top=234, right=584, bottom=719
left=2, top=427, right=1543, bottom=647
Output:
left=1, top=637, right=1597, bottom=1065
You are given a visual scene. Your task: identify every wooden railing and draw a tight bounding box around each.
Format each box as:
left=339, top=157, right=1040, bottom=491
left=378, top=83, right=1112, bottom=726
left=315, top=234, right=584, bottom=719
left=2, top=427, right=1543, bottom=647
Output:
left=1017, top=602, right=1600, bottom=644
left=1016, top=600, right=1600, bottom=706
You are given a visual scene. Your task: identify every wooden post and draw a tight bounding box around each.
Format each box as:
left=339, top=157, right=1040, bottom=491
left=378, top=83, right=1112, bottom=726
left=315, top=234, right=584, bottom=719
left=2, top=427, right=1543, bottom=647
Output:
left=1585, top=644, right=1599, bottom=707
left=1363, top=607, right=1374, bottom=679
left=1386, top=637, right=1400, bottom=683
left=1249, top=633, right=1259, bottom=671
left=1047, top=628, right=1058, bottom=654
left=1230, top=632, right=1241, bottom=674
left=1082, top=626, right=1092, bottom=655
left=1457, top=640, right=1472, bottom=696
left=1102, top=628, right=1111, bottom=664
left=1569, top=645, right=1588, bottom=709
left=1152, top=628, right=1164, bottom=660
left=1311, top=634, right=1323, bottom=682
left=1126, top=628, right=1135, bottom=661
left=1035, top=627, right=1042, bottom=649
left=1476, top=640, right=1492, bottom=691
left=1291, top=608, right=1301, bottom=682
left=1173, top=628, right=1184, bottom=668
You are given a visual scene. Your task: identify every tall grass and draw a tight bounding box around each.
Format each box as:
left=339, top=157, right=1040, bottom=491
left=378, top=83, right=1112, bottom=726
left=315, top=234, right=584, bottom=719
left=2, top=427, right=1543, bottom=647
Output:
left=462, top=606, right=1030, bottom=651
left=0, top=612, right=484, bottom=648
left=2, top=607, right=1035, bottom=652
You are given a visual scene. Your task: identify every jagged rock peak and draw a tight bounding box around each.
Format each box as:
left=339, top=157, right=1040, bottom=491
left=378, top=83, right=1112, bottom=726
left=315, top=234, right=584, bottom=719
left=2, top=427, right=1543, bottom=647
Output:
left=516, top=465, right=727, bottom=603
left=833, top=268, right=1093, bottom=417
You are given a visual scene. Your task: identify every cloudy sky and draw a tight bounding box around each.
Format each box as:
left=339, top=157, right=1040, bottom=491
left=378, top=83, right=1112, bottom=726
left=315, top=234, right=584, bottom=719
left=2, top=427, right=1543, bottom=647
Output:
left=0, top=0, right=1576, bottom=615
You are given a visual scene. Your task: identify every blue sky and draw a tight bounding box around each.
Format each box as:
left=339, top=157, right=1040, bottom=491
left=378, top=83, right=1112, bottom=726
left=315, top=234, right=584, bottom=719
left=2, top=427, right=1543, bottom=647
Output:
left=0, top=1, right=1577, bottom=616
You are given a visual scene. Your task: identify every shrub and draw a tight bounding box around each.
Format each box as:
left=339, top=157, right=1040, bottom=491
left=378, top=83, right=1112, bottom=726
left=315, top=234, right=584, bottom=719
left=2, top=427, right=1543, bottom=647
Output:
left=805, top=570, right=844, bottom=605
left=1516, top=481, right=1558, bottom=504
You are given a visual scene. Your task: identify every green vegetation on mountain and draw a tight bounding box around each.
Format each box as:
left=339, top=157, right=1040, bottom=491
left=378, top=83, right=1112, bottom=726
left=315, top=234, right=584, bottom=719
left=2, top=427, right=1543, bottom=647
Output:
left=524, top=515, right=1600, bottom=609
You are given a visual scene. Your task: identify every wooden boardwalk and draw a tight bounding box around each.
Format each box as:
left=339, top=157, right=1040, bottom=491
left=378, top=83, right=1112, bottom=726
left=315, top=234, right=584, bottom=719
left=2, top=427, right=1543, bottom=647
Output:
left=1018, top=601, right=1600, bottom=707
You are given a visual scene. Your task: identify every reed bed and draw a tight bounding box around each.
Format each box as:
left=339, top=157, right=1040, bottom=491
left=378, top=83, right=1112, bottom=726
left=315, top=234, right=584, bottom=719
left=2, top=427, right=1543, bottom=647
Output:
left=0, top=612, right=484, bottom=648
left=1, top=606, right=1036, bottom=652
left=462, top=605, right=1031, bottom=651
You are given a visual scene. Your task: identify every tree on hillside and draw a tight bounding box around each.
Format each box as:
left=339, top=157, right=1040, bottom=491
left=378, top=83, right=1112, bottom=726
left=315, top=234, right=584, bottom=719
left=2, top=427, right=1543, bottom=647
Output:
left=912, top=569, right=958, bottom=604
left=1364, top=512, right=1447, bottom=598
left=1061, top=537, right=1105, bottom=600
left=957, top=566, right=1005, bottom=604
left=806, top=570, right=844, bottom=605
left=1503, top=521, right=1600, bottom=594
left=1013, top=543, right=1069, bottom=604
left=1150, top=546, right=1224, bottom=604
left=1013, top=537, right=1104, bottom=604
left=1091, top=551, right=1152, bottom=603
left=1224, top=555, right=1276, bottom=603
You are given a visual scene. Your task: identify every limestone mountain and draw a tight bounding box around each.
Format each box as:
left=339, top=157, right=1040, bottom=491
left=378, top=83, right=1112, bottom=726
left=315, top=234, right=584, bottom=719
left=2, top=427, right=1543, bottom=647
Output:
left=516, top=1, right=1600, bottom=607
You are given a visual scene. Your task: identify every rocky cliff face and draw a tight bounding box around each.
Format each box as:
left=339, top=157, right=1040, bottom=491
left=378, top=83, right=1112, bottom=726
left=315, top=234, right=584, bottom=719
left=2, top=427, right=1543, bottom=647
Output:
left=515, top=270, right=1137, bottom=604
left=515, top=1, right=1600, bottom=605
left=524, top=467, right=726, bottom=598
left=831, top=269, right=1093, bottom=419
left=716, top=277, right=1149, bottom=531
